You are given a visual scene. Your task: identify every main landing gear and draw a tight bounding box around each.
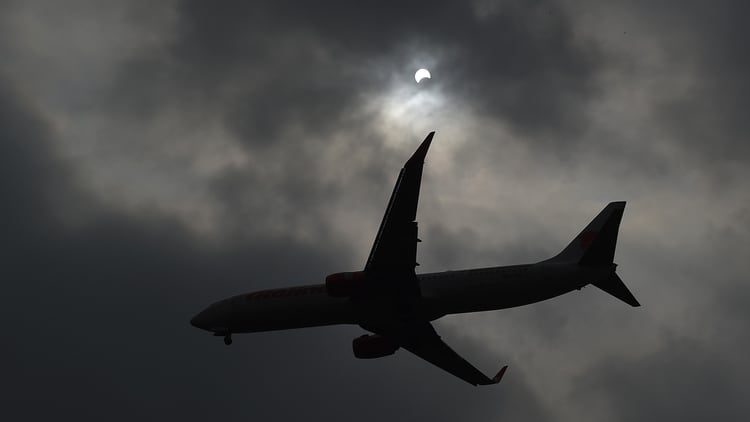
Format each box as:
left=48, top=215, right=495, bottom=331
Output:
left=223, top=334, right=232, bottom=345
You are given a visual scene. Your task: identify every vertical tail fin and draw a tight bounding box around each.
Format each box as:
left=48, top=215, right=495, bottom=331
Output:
left=545, top=201, right=640, bottom=307
left=546, top=201, right=626, bottom=266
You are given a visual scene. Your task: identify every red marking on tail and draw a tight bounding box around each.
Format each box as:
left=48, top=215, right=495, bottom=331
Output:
left=580, top=231, right=597, bottom=249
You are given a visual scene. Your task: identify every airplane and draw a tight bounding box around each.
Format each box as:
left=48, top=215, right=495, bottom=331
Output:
left=190, top=132, right=640, bottom=386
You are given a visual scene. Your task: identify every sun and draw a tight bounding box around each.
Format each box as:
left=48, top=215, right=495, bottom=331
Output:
left=415, top=68, right=431, bottom=83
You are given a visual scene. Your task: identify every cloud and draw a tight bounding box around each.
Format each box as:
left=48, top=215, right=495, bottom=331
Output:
left=107, top=0, right=602, bottom=145
left=0, top=73, right=552, bottom=421
left=573, top=335, right=749, bottom=421
left=3, top=0, right=750, bottom=421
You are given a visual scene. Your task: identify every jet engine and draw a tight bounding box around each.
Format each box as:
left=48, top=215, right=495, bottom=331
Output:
left=352, top=334, right=399, bottom=359
left=325, top=271, right=366, bottom=297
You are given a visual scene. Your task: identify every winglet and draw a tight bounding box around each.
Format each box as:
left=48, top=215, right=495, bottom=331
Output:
left=476, top=365, right=508, bottom=386
left=406, top=131, right=434, bottom=166
left=492, top=365, right=508, bottom=384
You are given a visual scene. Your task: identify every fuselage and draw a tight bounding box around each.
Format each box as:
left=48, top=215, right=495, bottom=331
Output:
left=189, top=261, right=612, bottom=335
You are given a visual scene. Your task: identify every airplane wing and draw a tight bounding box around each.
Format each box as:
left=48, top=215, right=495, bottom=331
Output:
left=359, top=133, right=506, bottom=385
left=367, top=322, right=507, bottom=386
left=364, top=132, right=434, bottom=277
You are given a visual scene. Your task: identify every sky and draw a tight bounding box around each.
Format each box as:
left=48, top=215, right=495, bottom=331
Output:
left=2, top=0, right=749, bottom=420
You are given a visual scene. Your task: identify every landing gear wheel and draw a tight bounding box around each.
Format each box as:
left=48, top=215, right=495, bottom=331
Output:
left=223, top=334, right=232, bottom=345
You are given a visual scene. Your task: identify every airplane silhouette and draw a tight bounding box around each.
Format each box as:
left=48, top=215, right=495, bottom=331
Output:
left=191, top=132, right=640, bottom=386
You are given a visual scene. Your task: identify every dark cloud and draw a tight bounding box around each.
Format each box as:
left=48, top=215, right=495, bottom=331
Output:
left=580, top=1, right=750, bottom=167
left=421, top=222, right=553, bottom=270
left=109, top=0, right=601, bottom=147
left=574, top=335, right=749, bottom=421
left=3, top=0, right=750, bottom=421
left=0, top=75, right=552, bottom=420
left=652, top=2, right=750, bottom=163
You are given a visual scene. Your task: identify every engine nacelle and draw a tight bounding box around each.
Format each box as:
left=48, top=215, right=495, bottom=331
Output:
left=325, top=271, right=366, bottom=297
left=352, top=334, right=399, bottom=359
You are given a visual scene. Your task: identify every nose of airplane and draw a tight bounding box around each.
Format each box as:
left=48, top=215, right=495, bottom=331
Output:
left=190, top=300, right=232, bottom=333
left=190, top=310, right=210, bottom=330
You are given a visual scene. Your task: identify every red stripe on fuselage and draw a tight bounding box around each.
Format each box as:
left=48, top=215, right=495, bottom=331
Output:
left=244, top=284, right=327, bottom=301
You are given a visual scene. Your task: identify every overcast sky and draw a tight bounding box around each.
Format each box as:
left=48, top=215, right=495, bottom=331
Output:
left=2, top=1, right=749, bottom=420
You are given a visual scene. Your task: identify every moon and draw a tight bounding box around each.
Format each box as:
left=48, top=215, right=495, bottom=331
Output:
left=415, top=68, right=431, bottom=83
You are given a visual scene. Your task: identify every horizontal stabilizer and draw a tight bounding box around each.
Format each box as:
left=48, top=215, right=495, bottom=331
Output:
left=592, top=273, right=640, bottom=307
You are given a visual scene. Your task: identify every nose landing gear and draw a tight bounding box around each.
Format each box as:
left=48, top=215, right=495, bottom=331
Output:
left=223, top=334, right=232, bottom=345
